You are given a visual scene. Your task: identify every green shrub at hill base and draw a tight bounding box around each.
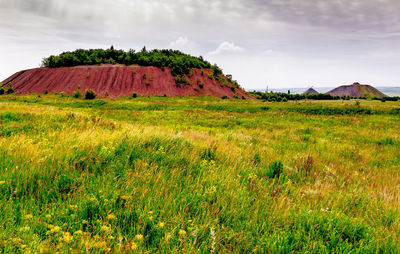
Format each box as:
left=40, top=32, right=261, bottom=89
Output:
left=84, top=89, right=96, bottom=100
left=73, top=89, right=81, bottom=98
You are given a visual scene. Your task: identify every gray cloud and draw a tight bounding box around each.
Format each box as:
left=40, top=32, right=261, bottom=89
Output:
left=1, top=0, right=400, bottom=88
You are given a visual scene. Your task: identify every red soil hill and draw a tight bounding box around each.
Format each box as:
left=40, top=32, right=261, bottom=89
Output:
left=2, top=65, right=252, bottom=99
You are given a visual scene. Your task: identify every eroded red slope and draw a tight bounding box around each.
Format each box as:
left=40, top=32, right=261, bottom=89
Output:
left=2, top=65, right=252, bottom=99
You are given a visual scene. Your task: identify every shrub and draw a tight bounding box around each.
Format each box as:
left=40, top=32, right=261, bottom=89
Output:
left=0, top=87, right=4, bottom=95
left=6, top=87, right=14, bottom=94
left=73, top=89, right=81, bottom=98
left=199, top=83, right=204, bottom=88
left=84, top=89, right=96, bottom=100
left=44, top=89, right=48, bottom=95
left=267, top=161, right=283, bottom=178
left=132, top=92, right=138, bottom=98
left=60, top=92, right=65, bottom=97
left=221, top=95, right=228, bottom=99
left=282, top=97, right=288, bottom=102
left=6, top=83, right=14, bottom=94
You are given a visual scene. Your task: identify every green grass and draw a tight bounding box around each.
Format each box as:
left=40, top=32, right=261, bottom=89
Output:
left=0, top=94, right=399, bottom=253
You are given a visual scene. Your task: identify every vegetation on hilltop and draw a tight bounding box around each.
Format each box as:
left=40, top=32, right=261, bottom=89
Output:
left=41, top=46, right=223, bottom=78
left=0, top=95, right=399, bottom=252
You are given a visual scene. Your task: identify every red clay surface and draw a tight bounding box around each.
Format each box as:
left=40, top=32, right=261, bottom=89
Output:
left=2, top=65, right=253, bottom=99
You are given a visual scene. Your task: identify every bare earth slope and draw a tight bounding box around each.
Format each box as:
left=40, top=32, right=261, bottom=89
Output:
left=302, top=88, right=319, bottom=95
left=327, top=83, right=387, bottom=98
left=2, top=65, right=252, bottom=99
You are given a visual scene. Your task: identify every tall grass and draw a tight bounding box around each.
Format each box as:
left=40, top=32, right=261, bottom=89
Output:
left=0, top=95, right=399, bottom=252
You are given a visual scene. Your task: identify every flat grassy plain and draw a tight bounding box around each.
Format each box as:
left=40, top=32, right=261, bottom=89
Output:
left=0, top=95, right=399, bottom=253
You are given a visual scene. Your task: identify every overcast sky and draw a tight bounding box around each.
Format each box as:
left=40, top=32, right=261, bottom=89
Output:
left=1, top=0, right=400, bottom=89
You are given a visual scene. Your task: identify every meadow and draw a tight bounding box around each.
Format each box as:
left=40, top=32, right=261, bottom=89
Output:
left=0, top=95, right=399, bottom=253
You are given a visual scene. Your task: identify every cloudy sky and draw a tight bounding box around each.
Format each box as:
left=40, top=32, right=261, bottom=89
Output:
left=1, top=0, right=400, bottom=89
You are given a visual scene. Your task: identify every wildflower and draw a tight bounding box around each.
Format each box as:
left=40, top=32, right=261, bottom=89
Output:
left=82, top=220, right=88, bottom=224
left=45, top=214, right=52, bottom=219
left=158, top=222, right=165, bottom=228
left=46, top=226, right=61, bottom=235
left=19, top=226, right=30, bottom=232
left=89, top=197, right=98, bottom=203
left=131, top=242, right=138, bottom=250
left=21, top=244, right=27, bottom=249
left=206, top=186, right=217, bottom=195
left=107, top=214, right=116, bottom=220
left=178, top=229, right=186, bottom=238
left=148, top=216, right=153, bottom=221
left=0, top=180, right=5, bottom=185
left=100, top=225, right=111, bottom=233
left=135, top=234, right=143, bottom=241
left=74, top=230, right=83, bottom=236
left=69, top=205, right=78, bottom=210
left=25, top=214, right=33, bottom=220
left=108, top=235, right=115, bottom=240
left=62, top=232, right=73, bottom=243
left=12, top=237, right=23, bottom=244
left=158, top=146, right=165, bottom=153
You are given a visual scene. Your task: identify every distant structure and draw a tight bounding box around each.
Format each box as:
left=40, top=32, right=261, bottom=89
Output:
left=327, top=82, right=387, bottom=98
left=302, top=87, right=319, bottom=95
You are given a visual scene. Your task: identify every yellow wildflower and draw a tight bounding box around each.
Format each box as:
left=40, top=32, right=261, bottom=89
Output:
left=19, top=226, right=30, bottom=232
left=25, top=214, right=33, bottom=220
left=69, top=205, right=78, bottom=210
left=74, top=230, right=83, bottom=236
left=148, top=216, right=153, bottom=221
left=12, top=237, right=23, bottom=244
left=95, top=241, right=107, bottom=250
left=135, top=234, right=143, bottom=241
left=46, top=226, right=61, bottom=235
left=107, top=214, right=116, bottom=220
left=178, top=229, right=186, bottom=237
left=131, top=242, right=138, bottom=250
left=0, top=180, right=5, bottom=185
left=62, top=232, right=73, bottom=243
left=100, top=225, right=111, bottom=233
left=45, top=214, right=52, bottom=219
left=158, top=222, right=165, bottom=228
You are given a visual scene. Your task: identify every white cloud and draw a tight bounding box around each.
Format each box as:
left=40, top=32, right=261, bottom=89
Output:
left=208, top=41, right=244, bottom=55
left=169, top=36, right=189, bottom=48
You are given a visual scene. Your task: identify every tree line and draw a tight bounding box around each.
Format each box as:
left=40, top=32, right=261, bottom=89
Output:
left=41, top=46, right=223, bottom=77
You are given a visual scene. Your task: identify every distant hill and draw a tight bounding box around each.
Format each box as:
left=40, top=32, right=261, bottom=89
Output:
left=327, top=83, right=387, bottom=98
left=302, top=87, right=319, bottom=95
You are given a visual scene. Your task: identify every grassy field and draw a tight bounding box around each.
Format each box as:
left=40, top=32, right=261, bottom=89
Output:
left=0, top=95, right=399, bottom=253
